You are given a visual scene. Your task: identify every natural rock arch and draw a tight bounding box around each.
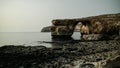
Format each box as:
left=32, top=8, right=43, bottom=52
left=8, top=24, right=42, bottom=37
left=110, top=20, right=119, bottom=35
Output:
left=51, top=13, right=120, bottom=40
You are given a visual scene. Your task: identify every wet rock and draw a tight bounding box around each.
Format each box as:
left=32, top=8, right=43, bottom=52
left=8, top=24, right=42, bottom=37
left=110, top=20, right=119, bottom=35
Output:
left=81, top=64, right=95, bottom=68
left=0, top=40, right=120, bottom=68
left=104, top=56, right=120, bottom=68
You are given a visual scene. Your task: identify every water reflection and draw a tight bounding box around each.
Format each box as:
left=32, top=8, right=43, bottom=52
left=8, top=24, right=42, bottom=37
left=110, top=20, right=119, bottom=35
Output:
left=36, top=36, right=81, bottom=48
left=33, top=32, right=81, bottom=48
left=52, top=37, right=74, bottom=42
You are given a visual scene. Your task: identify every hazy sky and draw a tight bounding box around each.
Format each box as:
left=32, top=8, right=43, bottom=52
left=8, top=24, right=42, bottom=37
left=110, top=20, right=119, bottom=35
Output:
left=0, top=0, right=120, bottom=32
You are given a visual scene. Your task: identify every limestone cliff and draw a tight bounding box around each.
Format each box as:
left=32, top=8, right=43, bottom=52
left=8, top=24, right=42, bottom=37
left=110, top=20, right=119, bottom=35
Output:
left=51, top=13, right=120, bottom=40
left=41, top=24, right=82, bottom=32
left=41, top=26, right=52, bottom=32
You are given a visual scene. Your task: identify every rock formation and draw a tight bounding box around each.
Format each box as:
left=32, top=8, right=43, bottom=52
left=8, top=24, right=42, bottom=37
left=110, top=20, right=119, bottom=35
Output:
left=51, top=13, right=120, bottom=40
left=51, top=19, right=78, bottom=38
left=0, top=40, right=120, bottom=68
left=41, top=24, right=82, bottom=32
left=41, top=26, right=52, bottom=32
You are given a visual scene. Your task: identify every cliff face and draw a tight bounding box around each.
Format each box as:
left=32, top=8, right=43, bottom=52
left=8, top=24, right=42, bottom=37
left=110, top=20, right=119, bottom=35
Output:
left=41, top=24, right=82, bottom=32
left=76, top=13, right=120, bottom=35
left=51, top=20, right=78, bottom=37
left=51, top=13, right=120, bottom=40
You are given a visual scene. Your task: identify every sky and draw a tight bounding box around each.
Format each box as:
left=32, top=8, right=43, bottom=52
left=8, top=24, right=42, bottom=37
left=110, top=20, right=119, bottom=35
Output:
left=0, top=0, right=120, bottom=32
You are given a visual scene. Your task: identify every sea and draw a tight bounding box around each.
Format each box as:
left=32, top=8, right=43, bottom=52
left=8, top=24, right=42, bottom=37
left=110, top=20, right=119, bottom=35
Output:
left=0, top=32, right=81, bottom=47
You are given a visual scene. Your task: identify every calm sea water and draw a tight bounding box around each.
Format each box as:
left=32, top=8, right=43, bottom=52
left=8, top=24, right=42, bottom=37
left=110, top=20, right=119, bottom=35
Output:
left=0, top=32, right=81, bottom=47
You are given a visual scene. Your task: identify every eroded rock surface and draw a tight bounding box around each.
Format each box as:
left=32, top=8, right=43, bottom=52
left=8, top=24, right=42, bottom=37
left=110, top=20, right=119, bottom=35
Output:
left=51, top=20, right=78, bottom=38
left=41, top=24, right=82, bottom=32
left=50, top=13, right=120, bottom=40
left=0, top=40, right=120, bottom=68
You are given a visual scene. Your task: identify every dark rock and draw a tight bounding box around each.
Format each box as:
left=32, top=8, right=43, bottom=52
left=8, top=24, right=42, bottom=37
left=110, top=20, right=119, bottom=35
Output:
left=0, top=40, right=120, bottom=68
left=81, top=64, right=95, bottom=68
left=104, top=56, right=120, bottom=68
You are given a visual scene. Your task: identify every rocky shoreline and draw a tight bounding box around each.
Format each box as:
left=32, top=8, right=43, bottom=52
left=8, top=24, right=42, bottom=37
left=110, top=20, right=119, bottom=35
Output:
left=0, top=40, right=120, bottom=68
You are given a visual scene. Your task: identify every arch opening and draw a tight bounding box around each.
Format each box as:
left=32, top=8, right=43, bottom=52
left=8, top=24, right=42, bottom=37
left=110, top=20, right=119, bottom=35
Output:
left=72, top=22, right=82, bottom=40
